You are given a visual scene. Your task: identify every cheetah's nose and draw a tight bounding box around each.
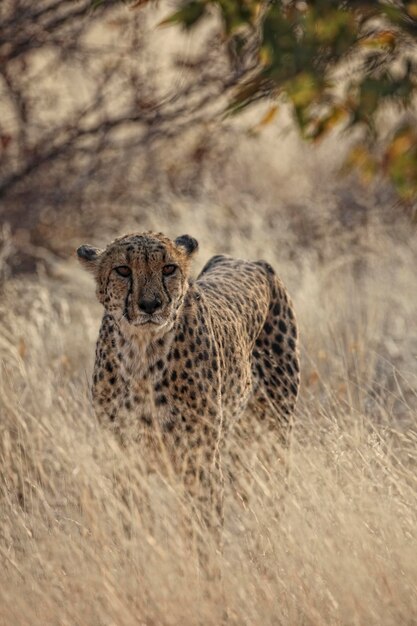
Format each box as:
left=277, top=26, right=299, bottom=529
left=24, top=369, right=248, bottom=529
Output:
left=138, top=297, right=162, bottom=315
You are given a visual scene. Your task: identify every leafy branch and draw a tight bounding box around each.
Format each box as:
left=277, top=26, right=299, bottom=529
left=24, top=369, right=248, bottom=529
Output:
left=106, top=0, right=417, bottom=203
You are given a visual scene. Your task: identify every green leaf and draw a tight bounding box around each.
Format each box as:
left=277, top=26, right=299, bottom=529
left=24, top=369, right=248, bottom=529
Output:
left=158, top=1, right=207, bottom=29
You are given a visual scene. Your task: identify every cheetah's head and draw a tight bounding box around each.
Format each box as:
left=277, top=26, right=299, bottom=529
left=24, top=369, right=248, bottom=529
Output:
left=77, top=231, right=198, bottom=335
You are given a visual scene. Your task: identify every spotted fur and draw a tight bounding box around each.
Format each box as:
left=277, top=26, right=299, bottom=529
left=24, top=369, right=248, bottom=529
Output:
left=77, top=231, right=300, bottom=526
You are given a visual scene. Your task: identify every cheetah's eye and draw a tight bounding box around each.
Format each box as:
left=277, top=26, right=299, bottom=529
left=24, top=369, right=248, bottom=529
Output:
left=115, top=265, right=131, bottom=277
left=162, top=264, right=177, bottom=276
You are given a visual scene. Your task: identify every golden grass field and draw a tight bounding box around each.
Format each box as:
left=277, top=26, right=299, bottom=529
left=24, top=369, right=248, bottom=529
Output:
left=1, top=7, right=417, bottom=623
left=1, top=183, right=417, bottom=625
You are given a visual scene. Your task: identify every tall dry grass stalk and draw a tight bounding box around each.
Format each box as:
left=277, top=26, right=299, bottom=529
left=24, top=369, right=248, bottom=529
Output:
left=0, top=228, right=416, bottom=625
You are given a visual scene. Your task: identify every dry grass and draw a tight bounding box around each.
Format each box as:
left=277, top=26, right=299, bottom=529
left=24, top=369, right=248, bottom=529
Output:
left=1, top=206, right=416, bottom=625
left=1, top=11, right=417, bottom=620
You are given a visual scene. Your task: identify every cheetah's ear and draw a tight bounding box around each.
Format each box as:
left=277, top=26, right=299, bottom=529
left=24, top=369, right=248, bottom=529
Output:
left=175, top=235, right=199, bottom=257
left=76, top=244, right=102, bottom=273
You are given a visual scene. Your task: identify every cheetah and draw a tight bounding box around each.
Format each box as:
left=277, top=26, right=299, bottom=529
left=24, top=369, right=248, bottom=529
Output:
left=77, top=231, right=299, bottom=527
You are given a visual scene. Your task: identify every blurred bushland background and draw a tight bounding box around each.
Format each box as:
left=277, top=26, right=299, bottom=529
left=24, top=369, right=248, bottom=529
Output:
left=0, top=2, right=417, bottom=624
